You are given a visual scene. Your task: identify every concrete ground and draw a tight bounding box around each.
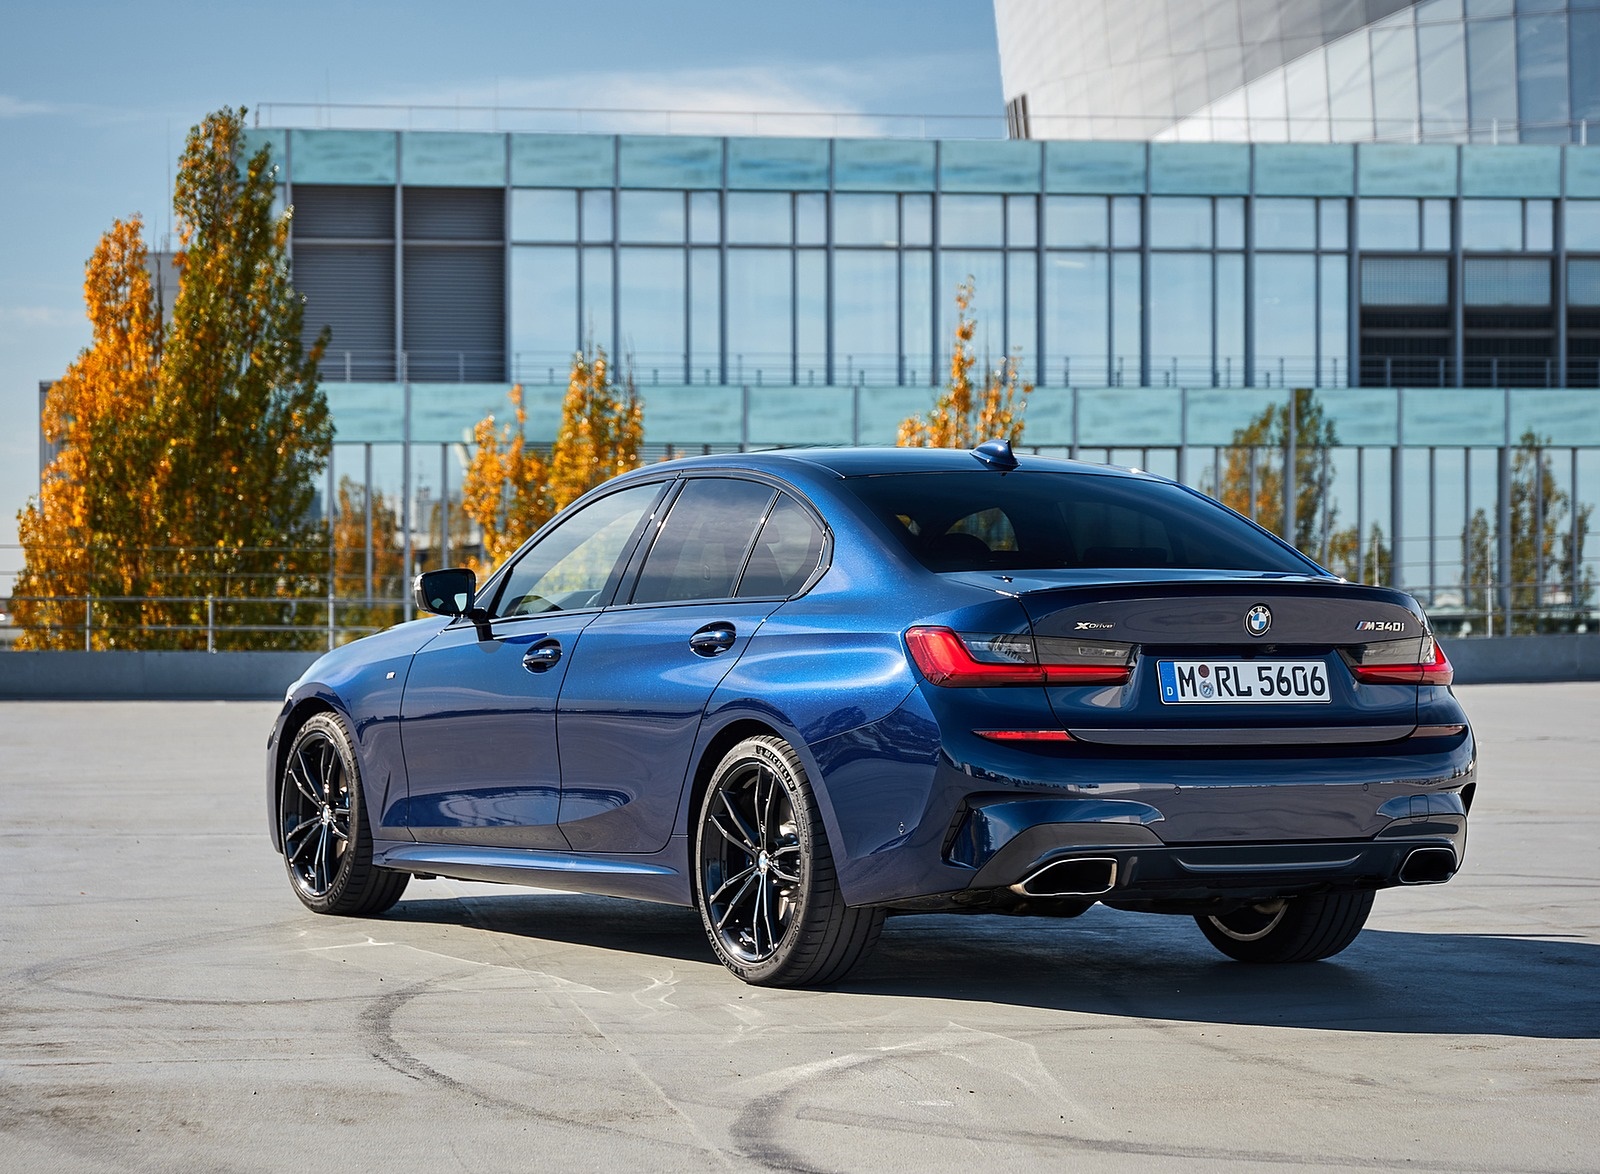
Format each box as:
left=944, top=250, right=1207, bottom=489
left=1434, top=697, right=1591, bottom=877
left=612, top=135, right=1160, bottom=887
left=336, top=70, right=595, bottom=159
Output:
left=0, top=688, right=1595, bottom=1174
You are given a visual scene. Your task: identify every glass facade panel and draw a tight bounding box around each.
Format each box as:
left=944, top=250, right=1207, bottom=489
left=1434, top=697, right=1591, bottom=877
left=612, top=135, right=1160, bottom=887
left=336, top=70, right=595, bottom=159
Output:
left=1112, top=253, right=1142, bottom=385
left=511, top=189, right=575, bottom=242
left=727, top=250, right=791, bottom=380
left=618, top=248, right=684, bottom=375
left=1254, top=198, right=1316, bottom=249
left=580, top=190, right=613, bottom=242
left=1571, top=8, right=1600, bottom=124
left=1320, top=198, right=1349, bottom=249
left=1417, top=18, right=1468, bottom=140
left=689, top=249, right=719, bottom=382
left=1361, top=257, right=1450, bottom=304
left=726, top=137, right=829, bottom=190
left=940, top=195, right=1004, bottom=246
left=1150, top=197, right=1213, bottom=248
left=1359, top=198, right=1421, bottom=249
left=1466, top=18, right=1520, bottom=141
left=1328, top=29, right=1376, bottom=141
left=1525, top=199, right=1553, bottom=250
left=797, top=251, right=826, bottom=381
left=1217, top=253, right=1246, bottom=386
left=939, top=250, right=1004, bottom=357
left=1371, top=25, right=1421, bottom=140
left=1319, top=255, right=1350, bottom=385
left=1216, top=198, right=1245, bottom=249
left=1423, top=198, right=1453, bottom=249
left=618, top=136, right=722, bottom=188
left=1285, top=49, right=1331, bottom=143
left=1044, top=141, right=1146, bottom=194
left=511, top=134, right=613, bottom=188
left=618, top=191, right=683, bottom=243
left=689, top=191, right=720, bottom=244
left=834, top=194, right=898, bottom=246
left=1462, top=199, right=1523, bottom=248
left=902, top=250, right=933, bottom=383
left=511, top=247, right=577, bottom=371
left=1045, top=253, right=1107, bottom=385
left=833, top=139, right=936, bottom=192
left=1149, top=253, right=1212, bottom=385
left=834, top=252, right=898, bottom=381
left=940, top=139, right=1042, bottom=193
left=581, top=246, right=614, bottom=351
left=1568, top=258, right=1600, bottom=305
left=1517, top=13, right=1570, bottom=142
left=1007, top=252, right=1037, bottom=378
left=1112, top=196, right=1142, bottom=247
left=1254, top=254, right=1318, bottom=384
left=1566, top=200, right=1600, bottom=249
left=1464, top=256, right=1551, bottom=303
left=727, top=193, right=791, bottom=244
left=1044, top=196, right=1108, bottom=247
left=796, top=194, right=826, bottom=245
left=903, top=195, right=933, bottom=246
left=1007, top=195, right=1037, bottom=248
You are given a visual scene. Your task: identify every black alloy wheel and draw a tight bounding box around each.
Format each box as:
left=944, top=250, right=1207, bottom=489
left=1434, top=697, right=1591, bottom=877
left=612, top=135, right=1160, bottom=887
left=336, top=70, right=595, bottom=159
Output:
left=695, top=736, right=883, bottom=986
left=278, top=712, right=408, bottom=916
left=1195, top=890, right=1375, bottom=963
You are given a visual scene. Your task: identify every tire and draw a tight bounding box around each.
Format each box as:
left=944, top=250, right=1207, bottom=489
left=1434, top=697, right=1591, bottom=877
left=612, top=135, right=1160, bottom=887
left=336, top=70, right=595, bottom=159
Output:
left=278, top=711, right=409, bottom=916
left=1195, top=890, right=1375, bottom=963
left=694, top=735, right=884, bottom=987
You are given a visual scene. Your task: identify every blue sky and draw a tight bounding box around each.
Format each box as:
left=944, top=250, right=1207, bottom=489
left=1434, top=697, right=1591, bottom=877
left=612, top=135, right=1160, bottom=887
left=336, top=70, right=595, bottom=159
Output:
left=0, top=1, right=1003, bottom=590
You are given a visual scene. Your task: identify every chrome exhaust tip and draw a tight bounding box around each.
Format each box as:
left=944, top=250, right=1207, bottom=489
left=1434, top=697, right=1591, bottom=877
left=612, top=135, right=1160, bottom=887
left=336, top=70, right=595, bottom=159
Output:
left=1010, top=857, right=1118, bottom=898
left=1398, top=846, right=1458, bottom=885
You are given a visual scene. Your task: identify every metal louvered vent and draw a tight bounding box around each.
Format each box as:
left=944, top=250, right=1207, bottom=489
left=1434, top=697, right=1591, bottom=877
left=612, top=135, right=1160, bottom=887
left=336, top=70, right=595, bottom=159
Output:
left=290, top=185, right=395, bottom=239
left=403, top=188, right=504, bottom=241
left=295, top=245, right=396, bottom=380
left=403, top=247, right=505, bottom=381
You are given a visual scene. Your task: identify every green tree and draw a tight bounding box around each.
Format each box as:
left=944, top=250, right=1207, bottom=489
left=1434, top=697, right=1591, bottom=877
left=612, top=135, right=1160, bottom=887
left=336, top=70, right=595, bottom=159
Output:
left=154, top=107, right=331, bottom=648
left=1464, top=432, right=1593, bottom=632
left=899, top=279, right=1029, bottom=448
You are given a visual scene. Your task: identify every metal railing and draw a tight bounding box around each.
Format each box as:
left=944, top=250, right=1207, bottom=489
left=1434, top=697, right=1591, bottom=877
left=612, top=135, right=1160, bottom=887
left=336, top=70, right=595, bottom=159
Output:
left=253, top=103, right=1600, bottom=146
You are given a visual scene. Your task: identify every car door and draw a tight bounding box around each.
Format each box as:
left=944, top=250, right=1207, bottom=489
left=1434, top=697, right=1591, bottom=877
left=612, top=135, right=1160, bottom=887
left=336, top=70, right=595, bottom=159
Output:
left=555, top=477, right=810, bottom=853
left=397, top=481, right=667, bottom=849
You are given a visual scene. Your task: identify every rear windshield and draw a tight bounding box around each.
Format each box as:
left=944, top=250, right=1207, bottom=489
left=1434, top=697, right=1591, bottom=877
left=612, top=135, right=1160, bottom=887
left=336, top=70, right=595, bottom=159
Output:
left=842, top=471, right=1314, bottom=574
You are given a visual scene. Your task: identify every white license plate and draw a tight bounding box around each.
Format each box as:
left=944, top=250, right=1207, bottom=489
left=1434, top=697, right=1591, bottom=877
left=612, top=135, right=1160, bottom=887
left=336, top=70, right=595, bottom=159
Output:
left=1157, top=659, right=1330, bottom=704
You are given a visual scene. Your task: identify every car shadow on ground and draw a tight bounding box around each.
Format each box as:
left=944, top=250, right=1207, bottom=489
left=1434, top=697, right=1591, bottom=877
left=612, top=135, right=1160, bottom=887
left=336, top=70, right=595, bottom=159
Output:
left=387, top=892, right=1600, bottom=1040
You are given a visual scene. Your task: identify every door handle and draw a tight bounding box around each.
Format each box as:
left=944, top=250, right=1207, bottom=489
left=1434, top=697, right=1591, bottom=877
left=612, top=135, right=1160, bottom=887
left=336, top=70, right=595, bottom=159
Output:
left=688, top=624, right=737, bottom=656
left=522, top=639, right=562, bottom=672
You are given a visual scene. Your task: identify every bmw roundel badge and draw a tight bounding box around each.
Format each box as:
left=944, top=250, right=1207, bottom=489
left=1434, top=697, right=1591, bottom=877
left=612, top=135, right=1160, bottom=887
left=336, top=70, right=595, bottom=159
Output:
left=1245, top=604, right=1272, bottom=637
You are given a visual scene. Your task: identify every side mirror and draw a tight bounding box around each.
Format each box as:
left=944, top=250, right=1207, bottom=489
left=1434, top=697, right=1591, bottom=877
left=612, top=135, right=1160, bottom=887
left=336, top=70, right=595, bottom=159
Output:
left=414, top=568, right=478, bottom=617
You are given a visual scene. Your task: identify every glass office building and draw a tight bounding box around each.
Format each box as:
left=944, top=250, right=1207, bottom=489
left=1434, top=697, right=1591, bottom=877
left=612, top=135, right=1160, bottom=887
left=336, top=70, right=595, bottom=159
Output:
left=259, top=128, right=1600, bottom=415
left=996, top=0, right=1600, bottom=144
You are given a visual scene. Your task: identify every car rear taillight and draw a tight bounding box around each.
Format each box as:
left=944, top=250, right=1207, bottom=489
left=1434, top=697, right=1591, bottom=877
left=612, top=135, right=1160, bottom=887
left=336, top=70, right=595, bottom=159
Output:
left=905, top=626, right=1134, bottom=687
left=973, top=729, right=1076, bottom=743
left=1347, top=635, right=1453, bottom=686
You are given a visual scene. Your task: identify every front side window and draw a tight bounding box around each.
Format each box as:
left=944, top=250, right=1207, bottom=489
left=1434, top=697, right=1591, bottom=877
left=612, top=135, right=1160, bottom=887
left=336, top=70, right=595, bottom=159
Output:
left=631, top=479, right=776, bottom=604
left=491, top=482, right=664, bottom=618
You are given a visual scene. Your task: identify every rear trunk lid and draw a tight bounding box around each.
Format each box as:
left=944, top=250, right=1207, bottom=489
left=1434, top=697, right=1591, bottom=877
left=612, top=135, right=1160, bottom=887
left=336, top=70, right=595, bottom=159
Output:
left=958, top=572, right=1432, bottom=746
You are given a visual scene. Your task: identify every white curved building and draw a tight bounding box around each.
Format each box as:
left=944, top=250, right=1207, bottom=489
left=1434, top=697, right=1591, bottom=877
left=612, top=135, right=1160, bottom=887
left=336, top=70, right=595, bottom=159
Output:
left=996, top=0, right=1600, bottom=143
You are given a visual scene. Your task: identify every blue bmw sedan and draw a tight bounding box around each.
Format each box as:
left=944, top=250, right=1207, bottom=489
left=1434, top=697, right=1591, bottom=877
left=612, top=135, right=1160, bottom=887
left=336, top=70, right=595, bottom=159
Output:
left=267, top=443, right=1475, bottom=986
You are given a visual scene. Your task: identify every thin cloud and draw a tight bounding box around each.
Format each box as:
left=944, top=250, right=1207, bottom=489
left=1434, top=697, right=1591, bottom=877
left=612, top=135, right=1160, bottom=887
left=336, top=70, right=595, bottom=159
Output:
left=0, top=95, right=59, bottom=119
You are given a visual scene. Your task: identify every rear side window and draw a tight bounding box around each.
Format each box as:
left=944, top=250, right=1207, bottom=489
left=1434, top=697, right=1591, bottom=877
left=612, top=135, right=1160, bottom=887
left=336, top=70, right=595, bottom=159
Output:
left=844, top=471, right=1313, bottom=574
left=631, top=478, right=776, bottom=604
left=737, top=494, right=825, bottom=597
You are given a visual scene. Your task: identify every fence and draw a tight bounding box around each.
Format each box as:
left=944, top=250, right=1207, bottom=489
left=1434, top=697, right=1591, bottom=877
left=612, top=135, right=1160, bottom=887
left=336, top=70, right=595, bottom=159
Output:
left=4, top=434, right=1595, bottom=649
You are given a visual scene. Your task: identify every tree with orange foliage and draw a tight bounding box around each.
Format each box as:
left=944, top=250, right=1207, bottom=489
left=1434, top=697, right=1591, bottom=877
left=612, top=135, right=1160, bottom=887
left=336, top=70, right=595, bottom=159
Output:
left=898, top=279, right=1029, bottom=449
left=460, top=347, right=644, bottom=576
left=13, top=218, right=165, bottom=648
left=14, top=107, right=331, bottom=650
